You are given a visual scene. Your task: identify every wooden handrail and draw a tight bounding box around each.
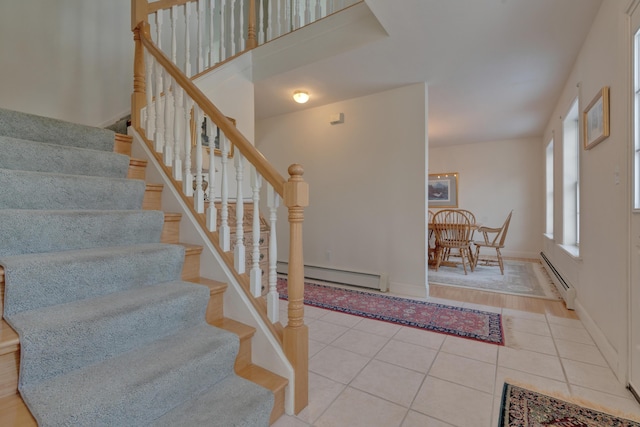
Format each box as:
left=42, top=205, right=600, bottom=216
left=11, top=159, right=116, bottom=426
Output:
left=135, top=22, right=286, bottom=196
left=131, top=2, right=309, bottom=412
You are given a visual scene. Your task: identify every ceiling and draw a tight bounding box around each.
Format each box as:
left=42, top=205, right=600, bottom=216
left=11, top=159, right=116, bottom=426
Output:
left=252, top=0, right=603, bottom=147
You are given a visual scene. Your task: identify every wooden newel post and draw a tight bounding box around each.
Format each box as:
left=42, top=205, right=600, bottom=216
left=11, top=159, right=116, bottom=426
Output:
left=283, top=164, right=309, bottom=414
left=247, top=0, right=258, bottom=49
left=131, top=0, right=148, bottom=129
left=131, top=26, right=146, bottom=130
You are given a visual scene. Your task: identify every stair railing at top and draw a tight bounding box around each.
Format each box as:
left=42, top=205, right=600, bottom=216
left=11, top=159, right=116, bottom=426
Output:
left=136, top=0, right=359, bottom=79
left=130, top=18, right=309, bottom=415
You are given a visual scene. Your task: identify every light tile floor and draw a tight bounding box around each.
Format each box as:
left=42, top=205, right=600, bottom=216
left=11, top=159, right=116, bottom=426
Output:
left=273, top=295, right=640, bottom=427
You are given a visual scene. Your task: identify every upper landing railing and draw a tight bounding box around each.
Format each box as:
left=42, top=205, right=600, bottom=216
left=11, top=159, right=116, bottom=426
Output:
left=129, top=0, right=361, bottom=415
left=136, top=0, right=358, bottom=79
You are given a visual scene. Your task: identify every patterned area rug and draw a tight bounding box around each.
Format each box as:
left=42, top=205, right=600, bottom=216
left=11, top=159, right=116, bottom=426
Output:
left=429, top=259, right=560, bottom=300
left=499, top=383, right=640, bottom=426
left=277, top=278, right=504, bottom=344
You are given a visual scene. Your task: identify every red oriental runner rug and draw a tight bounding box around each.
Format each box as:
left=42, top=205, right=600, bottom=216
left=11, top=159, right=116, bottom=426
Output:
left=277, top=278, right=504, bottom=345
left=499, top=383, right=640, bottom=426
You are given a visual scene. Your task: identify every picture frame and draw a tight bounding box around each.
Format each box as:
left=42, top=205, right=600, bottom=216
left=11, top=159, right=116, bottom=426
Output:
left=583, top=86, right=610, bottom=150
left=428, top=173, right=458, bottom=208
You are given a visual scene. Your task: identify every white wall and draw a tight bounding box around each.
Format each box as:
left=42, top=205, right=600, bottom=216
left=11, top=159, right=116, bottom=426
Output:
left=0, top=0, right=132, bottom=126
left=195, top=53, right=257, bottom=200
left=429, top=137, right=544, bottom=259
left=256, top=83, right=428, bottom=297
left=542, top=0, right=630, bottom=380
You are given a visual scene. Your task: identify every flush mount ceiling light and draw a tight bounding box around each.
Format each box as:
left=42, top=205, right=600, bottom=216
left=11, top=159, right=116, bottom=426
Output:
left=292, top=90, right=309, bottom=104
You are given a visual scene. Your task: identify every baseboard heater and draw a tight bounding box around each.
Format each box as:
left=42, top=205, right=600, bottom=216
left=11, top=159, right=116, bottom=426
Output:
left=539, top=252, right=575, bottom=310
left=277, top=262, right=388, bottom=292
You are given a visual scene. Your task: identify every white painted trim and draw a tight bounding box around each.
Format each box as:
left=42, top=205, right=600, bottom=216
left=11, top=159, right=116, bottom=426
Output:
left=277, top=261, right=388, bottom=292
left=558, top=244, right=581, bottom=260
left=98, top=108, right=131, bottom=129
left=502, top=250, right=540, bottom=260
left=575, top=299, right=622, bottom=382
left=389, top=281, right=427, bottom=299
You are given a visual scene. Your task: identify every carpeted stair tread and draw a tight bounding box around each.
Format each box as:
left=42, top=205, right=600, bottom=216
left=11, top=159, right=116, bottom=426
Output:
left=0, top=210, right=165, bottom=257
left=9, top=281, right=210, bottom=386
left=153, top=374, right=274, bottom=427
left=0, top=135, right=130, bottom=178
left=20, top=323, right=240, bottom=427
left=0, top=168, right=145, bottom=210
left=0, top=107, right=274, bottom=425
left=0, top=107, right=115, bottom=152
left=1, top=243, right=185, bottom=316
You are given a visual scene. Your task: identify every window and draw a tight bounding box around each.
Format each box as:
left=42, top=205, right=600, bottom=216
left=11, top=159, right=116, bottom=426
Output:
left=635, top=29, right=640, bottom=209
left=545, top=139, right=554, bottom=236
left=562, top=99, right=580, bottom=252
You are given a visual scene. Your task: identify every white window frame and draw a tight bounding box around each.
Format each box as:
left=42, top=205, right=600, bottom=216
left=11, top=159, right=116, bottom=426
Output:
left=545, top=139, right=554, bottom=237
left=634, top=28, right=640, bottom=211
left=562, top=98, right=580, bottom=256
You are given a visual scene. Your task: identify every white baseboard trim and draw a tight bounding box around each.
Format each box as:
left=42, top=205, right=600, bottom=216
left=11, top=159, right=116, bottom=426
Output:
left=98, top=108, right=131, bottom=129
left=276, top=261, right=388, bottom=292
left=575, top=299, right=621, bottom=381
left=502, top=250, right=540, bottom=260
left=389, top=281, right=427, bottom=299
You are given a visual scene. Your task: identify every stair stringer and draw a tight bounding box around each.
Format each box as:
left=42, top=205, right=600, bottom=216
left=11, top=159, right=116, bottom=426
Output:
left=130, top=129, right=295, bottom=415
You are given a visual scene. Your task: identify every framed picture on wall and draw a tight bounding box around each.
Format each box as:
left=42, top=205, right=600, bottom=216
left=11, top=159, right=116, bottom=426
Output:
left=583, top=86, right=610, bottom=150
left=428, top=173, right=458, bottom=208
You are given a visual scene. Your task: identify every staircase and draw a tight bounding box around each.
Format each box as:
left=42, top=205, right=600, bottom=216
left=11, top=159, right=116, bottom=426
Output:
left=0, top=108, right=286, bottom=425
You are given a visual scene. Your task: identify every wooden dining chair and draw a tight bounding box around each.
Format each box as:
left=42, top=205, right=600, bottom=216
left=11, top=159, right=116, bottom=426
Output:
left=433, top=209, right=475, bottom=274
left=442, top=209, right=476, bottom=263
left=473, top=210, right=513, bottom=275
left=428, top=210, right=436, bottom=263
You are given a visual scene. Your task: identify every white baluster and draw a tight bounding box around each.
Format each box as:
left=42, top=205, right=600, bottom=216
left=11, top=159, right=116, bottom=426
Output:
left=183, top=98, right=194, bottom=196
left=154, top=65, right=164, bottom=153
left=194, top=106, right=205, bottom=213
left=220, top=0, right=227, bottom=60
left=259, top=0, right=265, bottom=44
left=171, top=6, right=178, bottom=63
left=284, top=0, right=291, bottom=32
left=219, top=132, right=231, bottom=251
left=144, top=50, right=155, bottom=138
left=315, top=0, right=322, bottom=21
left=148, top=12, right=157, bottom=43
left=267, top=185, right=280, bottom=323
left=197, top=0, right=204, bottom=73
left=234, top=152, right=245, bottom=273
left=239, top=0, right=245, bottom=51
left=154, top=13, right=164, bottom=153
left=230, top=0, right=236, bottom=55
left=293, top=0, right=300, bottom=30
left=156, top=11, right=163, bottom=57
left=163, top=70, right=173, bottom=166
left=276, top=0, right=282, bottom=38
left=250, top=167, right=263, bottom=297
left=172, top=85, right=183, bottom=181
left=206, top=123, right=217, bottom=231
left=209, top=0, right=215, bottom=66
left=304, top=0, right=311, bottom=26
left=327, top=0, right=334, bottom=14
left=185, top=2, right=192, bottom=77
